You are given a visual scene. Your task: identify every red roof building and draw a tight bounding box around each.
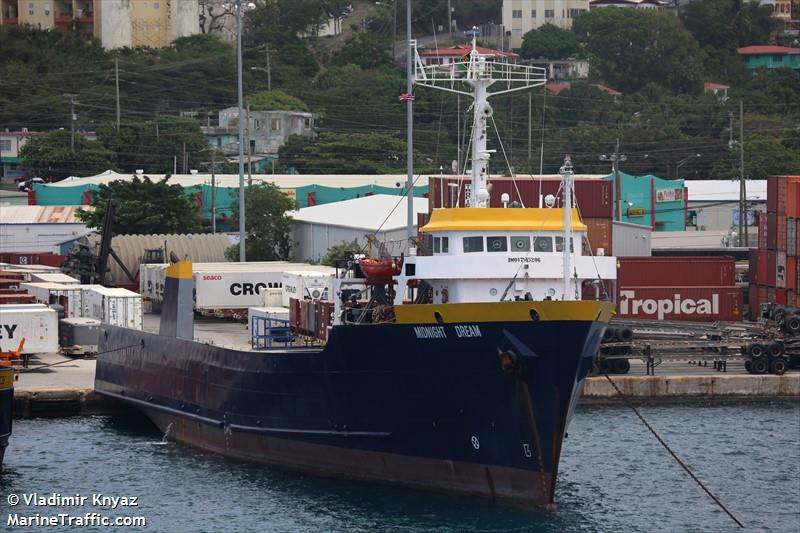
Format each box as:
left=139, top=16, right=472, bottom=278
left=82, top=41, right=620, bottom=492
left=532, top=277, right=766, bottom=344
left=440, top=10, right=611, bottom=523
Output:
left=736, top=45, right=800, bottom=71
left=417, top=45, right=518, bottom=66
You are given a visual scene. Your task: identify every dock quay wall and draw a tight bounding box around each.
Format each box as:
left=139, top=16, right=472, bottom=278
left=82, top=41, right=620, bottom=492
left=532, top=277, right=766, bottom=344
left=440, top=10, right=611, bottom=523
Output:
left=582, top=374, right=800, bottom=405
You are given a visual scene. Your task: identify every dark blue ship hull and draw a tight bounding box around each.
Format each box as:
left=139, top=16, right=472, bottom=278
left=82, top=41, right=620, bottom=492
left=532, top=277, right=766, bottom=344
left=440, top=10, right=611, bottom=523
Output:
left=96, top=318, right=605, bottom=506
left=0, top=368, right=13, bottom=466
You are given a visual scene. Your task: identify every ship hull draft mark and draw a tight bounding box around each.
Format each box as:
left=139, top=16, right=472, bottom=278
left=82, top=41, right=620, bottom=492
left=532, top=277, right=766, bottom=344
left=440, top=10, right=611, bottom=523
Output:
left=96, top=319, right=605, bottom=506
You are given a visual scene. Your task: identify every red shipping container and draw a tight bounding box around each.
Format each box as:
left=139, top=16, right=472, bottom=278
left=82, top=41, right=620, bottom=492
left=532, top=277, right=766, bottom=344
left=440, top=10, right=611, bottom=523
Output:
left=0, top=294, right=36, bottom=304
left=777, top=178, right=788, bottom=216
left=755, top=250, right=767, bottom=285
left=766, top=251, right=776, bottom=286
left=0, top=278, right=22, bottom=289
left=757, top=211, right=768, bottom=250
left=0, top=271, right=25, bottom=281
left=0, top=252, right=65, bottom=268
left=748, top=284, right=758, bottom=320
left=767, top=176, right=777, bottom=213
left=766, top=212, right=777, bottom=250
left=767, top=286, right=776, bottom=303
left=748, top=249, right=758, bottom=283
left=617, top=256, right=736, bottom=287
left=758, top=285, right=769, bottom=308
left=788, top=257, right=797, bottom=290
left=775, top=288, right=788, bottom=305
left=617, top=286, right=742, bottom=322
left=788, top=180, right=799, bottom=218
left=777, top=214, right=787, bottom=251
left=0, top=289, right=26, bottom=295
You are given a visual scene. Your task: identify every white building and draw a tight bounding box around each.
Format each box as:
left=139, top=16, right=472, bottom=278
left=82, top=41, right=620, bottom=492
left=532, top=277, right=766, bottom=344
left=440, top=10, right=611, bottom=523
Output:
left=502, top=0, right=590, bottom=50
left=291, top=195, right=429, bottom=263
left=213, top=107, right=316, bottom=156
left=685, top=180, right=767, bottom=234
left=0, top=205, right=92, bottom=253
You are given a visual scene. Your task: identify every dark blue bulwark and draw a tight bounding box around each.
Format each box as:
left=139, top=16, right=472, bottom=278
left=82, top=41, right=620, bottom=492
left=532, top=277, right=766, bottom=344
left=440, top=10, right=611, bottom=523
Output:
left=0, top=383, right=13, bottom=458
left=95, top=318, right=604, bottom=504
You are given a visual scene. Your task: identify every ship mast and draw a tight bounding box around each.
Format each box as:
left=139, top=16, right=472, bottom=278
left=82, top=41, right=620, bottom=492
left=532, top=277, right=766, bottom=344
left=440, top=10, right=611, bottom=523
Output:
left=561, top=156, right=574, bottom=300
left=413, top=31, right=547, bottom=208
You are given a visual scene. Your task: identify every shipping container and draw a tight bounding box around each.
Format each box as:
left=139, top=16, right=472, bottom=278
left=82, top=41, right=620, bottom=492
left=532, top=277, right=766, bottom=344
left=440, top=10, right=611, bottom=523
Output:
left=758, top=285, right=768, bottom=311
left=617, top=256, right=736, bottom=287
left=583, top=218, right=612, bottom=256
left=767, top=176, right=777, bottom=213
left=777, top=214, right=787, bottom=252
left=0, top=252, right=64, bottom=267
left=0, top=271, right=25, bottom=281
left=281, top=271, right=334, bottom=308
left=428, top=177, right=614, bottom=217
left=0, top=289, right=26, bottom=295
left=20, top=282, right=93, bottom=318
left=788, top=257, right=797, bottom=291
left=29, top=272, right=79, bottom=284
left=788, top=218, right=797, bottom=257
left=766, top=212, right=777, bottom=250
left=289, top=298, right=300, bottom=329
left=766, top=251, right=777, bottom=286
left=789, top=290, right=796, bottom=308
left=262, top=288, right=283, bottom=308
left=0, top=294, right=36, bottom=304
left=248, top=306, right=290, bottom=325
left=776, top=177, right=787, bottom=216
left=776, top=251, right=787, bottom=289
left=757, top=212, right=768, bottom=249
left=617, top=286, right=742, bottom=322
left=789, top=180, right=799, bottom=218
left=85, top=287, right=142, bottom=330
left=767, top=286, right=776, bottom=303
left=747, top=284, right=758, bottom=319
left=776, top=288, right=787, bottom=305
left=0, top=304, right=58, bottom=354
left=0, top=278, right=22, bottom=289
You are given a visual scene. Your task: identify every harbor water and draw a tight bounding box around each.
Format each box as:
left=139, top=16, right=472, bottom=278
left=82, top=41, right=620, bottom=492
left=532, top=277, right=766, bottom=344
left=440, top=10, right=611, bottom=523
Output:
left=2, top=403, right=798, bottom=532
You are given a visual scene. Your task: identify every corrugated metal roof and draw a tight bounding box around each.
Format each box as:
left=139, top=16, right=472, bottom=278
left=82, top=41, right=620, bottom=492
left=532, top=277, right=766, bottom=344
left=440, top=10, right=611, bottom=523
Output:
left=45, top=172, right=427, bottom=190
left=0, top=205, right=90, bottom=224
left=292, top=195, right=429, bottom=232
left=85, top=233, right=234, bottom=285
left=737, top=45, right=800, bottom=55
left=685, top=180, right=767, bottom=202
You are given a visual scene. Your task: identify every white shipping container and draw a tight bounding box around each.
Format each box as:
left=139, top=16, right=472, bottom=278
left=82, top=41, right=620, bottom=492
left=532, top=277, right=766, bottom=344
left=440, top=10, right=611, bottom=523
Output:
left=0, top=304, right=58, bottom=354
left=262, top=288, right=283, bottom=307
left=281, top=271, right=334, bottom=308
left=248, top=306, right=290, bottom=324
left=29, top=272, right=79, bottom=284
left=86, top=287, right=143, bottom=330
left=20, top=282, right=92, bottom=318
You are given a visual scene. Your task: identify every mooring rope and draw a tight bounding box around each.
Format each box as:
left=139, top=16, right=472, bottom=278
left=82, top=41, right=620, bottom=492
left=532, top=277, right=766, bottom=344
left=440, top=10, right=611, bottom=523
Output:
left=602, top=373, right=744, bottom=528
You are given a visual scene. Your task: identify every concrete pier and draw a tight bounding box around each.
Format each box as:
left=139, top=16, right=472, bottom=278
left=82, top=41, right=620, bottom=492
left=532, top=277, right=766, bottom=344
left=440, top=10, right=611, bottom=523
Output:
left=582, top=374, right=800, bottom=405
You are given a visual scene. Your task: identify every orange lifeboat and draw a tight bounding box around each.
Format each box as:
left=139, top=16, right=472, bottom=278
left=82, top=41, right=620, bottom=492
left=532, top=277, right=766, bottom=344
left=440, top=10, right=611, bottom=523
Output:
left=359, top=257, right=403, bottom=284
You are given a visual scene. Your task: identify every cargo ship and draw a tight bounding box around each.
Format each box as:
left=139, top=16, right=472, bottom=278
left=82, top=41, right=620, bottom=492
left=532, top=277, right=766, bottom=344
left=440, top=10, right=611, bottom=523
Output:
left=0, top=366, right=13, bottom=466
left=95, top=37, right=617, bottom=507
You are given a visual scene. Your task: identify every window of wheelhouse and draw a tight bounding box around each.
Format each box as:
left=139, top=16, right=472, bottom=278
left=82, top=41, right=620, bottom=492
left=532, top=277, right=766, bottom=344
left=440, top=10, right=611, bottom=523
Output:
left=555, top=236, right=574, bottom=252
left=463, top=236, right=483, bottom=252
left=533, top=236, right=553, bottom=252
left=433, top=236, right=449, bottom=253
left=511, top=236, right=530, bottom=252
left=486, top=236, right=508, bottom=252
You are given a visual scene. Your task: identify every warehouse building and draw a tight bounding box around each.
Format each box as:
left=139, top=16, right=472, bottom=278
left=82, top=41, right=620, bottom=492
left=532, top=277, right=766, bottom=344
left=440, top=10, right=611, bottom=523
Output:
left=0, top=205, right=92, bottom=253
left=684, top=180, right=767, bottom=237
left=291, top=195, right=429, bottom=263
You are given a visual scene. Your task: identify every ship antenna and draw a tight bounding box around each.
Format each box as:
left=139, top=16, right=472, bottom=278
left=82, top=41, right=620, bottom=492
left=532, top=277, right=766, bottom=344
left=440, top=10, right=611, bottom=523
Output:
left=412, top=26, right=546, bottom=208
left=560, top=156, right=574, bottom=300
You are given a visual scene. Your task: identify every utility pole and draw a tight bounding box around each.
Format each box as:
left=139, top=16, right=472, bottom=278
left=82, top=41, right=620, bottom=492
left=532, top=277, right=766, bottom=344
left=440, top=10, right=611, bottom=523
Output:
left=739, top=100, right=747, bottom=247
left=265, top=47, right=273, bottom=92
left=63, top=94, right=77, bottom=153
left=211, top=149, right=217, bottom=234
left=405, top=0, right=414, bottom=252
left=447, top=0, right=452, bottom=41
left=393, top=0, right=397, bottom=63
left=246, top=104, right=252, bottom=186
left=599, top=139, right=627, bottom=222
left=115, top=58, right=120, bottom=132
left=182, top=142, right=186, bottom=174
left=236, top=0, right=246, bottom=262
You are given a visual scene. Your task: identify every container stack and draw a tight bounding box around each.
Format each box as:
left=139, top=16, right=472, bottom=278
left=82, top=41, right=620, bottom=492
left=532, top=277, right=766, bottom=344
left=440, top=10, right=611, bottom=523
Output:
left=749, top=175, right=799, bottom=317
left=616, top=256, right=742, bottom=322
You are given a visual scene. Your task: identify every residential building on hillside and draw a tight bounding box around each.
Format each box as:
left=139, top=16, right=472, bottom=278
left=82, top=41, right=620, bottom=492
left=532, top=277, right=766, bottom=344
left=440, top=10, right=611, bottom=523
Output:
left=0, top=0, right=199, bottom=49
left=737, top=45, right=800, bottom=70
left=525, top=58, right=589, bottom=79
left=0, top=130, right=41, bottom=179
left=501, top=0, right=590, bottom=50
left=208, top=108, right=316, bottom=158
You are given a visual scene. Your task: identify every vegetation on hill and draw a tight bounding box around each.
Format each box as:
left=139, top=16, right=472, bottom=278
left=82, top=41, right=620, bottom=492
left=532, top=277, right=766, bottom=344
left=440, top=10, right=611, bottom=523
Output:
left=1, top=0, right=799, bottom=183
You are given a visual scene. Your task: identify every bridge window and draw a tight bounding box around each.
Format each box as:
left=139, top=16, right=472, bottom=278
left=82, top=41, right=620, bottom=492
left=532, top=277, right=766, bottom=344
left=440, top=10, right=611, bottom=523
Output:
left=487, top=236, right=508, bottom=252
left=463, top=236, right=484, bottom=253
left=555, top=236, right=574, bottom=252
left=511, top=236, right=530, bottom=252
left=441, top=236, right=449, bottom=253
left=433, top=237, right=441, bottom=253
left=533, top=236, right=553, bottom=252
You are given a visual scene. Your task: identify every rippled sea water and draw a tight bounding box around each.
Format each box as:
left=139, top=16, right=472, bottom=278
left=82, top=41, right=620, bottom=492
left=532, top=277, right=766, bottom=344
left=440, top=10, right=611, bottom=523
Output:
left=1, top=403, right=798, bottom=532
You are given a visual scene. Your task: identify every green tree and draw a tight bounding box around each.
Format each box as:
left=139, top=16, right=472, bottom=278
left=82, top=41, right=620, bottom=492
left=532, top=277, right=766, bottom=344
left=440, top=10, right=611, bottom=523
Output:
left=334, top=31, right=392, bottom=69
left=96, top=118, right=208, bottom=174
left=321, top=239, right=363, bottom=267
left=520, top=24, right=580, bottom=60
left=572, top=8, right=705, bottom=94
left=20, top=130, right=113, bottom=180
left=225, top=183, right=298, bottom=261
left=246, top=90, right=309, bottom=111
left=683, top=0, right=777, bottom=50
left=76, top=175, right=206, bottom=234
left=279, top=132, right=418, bottom=174
left=711, top=134, right=800, bottom=180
